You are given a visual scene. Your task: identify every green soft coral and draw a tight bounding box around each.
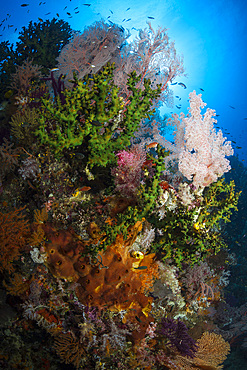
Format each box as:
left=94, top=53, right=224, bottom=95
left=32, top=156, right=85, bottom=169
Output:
left=35, top=63, right=162, bottom=168
left=150, top=178, right=241, bottom=267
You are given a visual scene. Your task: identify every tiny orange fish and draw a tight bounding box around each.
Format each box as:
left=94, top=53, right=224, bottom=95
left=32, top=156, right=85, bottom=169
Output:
left=147, top=142, right=158, bottom=149
left=159, top=181, right=169, bottom=191
left=79, top=186, right=91, bottom=192
left=142, top=160, right=156, bottom=168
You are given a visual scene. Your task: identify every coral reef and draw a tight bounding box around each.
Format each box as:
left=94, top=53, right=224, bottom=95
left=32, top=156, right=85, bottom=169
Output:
left=0, top=18, right=242, bottom=370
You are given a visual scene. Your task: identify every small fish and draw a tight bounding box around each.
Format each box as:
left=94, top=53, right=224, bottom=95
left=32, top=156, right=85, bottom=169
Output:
left=134, top=266, right=148, bottom=270
left=215, top=114, right=220, bottom=117
left=4, top=90, right=13, bottom=99
left=243, top=118, right=247, bottom=120
left=38, top=17, right=43, bottom=22
left=83, top=3, right=91, bottom=6
left=110, top=9, right=113, bottom=14
left=178, top=82, right=187, bottom=89
left=45, top=12, right=51, bottom=15
left=147, top=141, right=158, bottom=149
left=91, top=120, right=102, bottom=126
left=229, top=105, right=235, bottom=109
left=236, top=146, right=242, bottom=149
left=170, top=82, right=177, bottom=85
left=63, top=6, right=67, bottom=10
left=126, top=18, right=131, bottom=21
left=126, top=7, right=130, bottom=11
left=176, top=105, right=181, bottom=109
left=79, top=186, right=91, bottom=192
left=21, top=3, right=29, bottom=7
left=231, top=140, right=236, bottom=144
left=56, top=13, right=59, bottom=17
left=39, top=2, right=42, bottom=4
left=74, top=7, right=78, bottom=10
left=8, top=25, right=13, bottom=28
left=148, top=16, right=155, bottom=19
left=142, top=159, right=156, bottom=167
left=75, top=11, right=79, bottom=14
left=14, top=28, right=17, bottom=32
left=135, top=316, right=142, bottom=322
left=67, top=12, right=71, bottom=16
left=199, top=88, right=204, bottom=91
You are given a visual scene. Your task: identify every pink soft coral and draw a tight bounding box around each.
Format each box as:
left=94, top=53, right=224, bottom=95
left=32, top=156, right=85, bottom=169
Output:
left=111, top=145, right=146, bottom=197
left=178, top=91, right=233, bottom=189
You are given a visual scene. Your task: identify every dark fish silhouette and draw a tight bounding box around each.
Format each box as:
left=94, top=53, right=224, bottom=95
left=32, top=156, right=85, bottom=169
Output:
left=126, top=7, right=130, bottom=11
left=178, top=82, right=187, bottom=89
left=134, top=266, right=148, bottom=270
left=67, top=12, right=71, bottom=16
left=56, top=13, right=59, bottom=17
left=91, top=120, right=102, bottom=126
left=148, top=16, right=155, bottom=19
left=229, top=105, right=235, bottom=109
left=83, top=3, right=91, bottom=6
left=21, top=3, right=29, bottom=6
left=176, top=105, right=181, bottom=109
left=170, top=82, right=177, bottom=85
left=75, top=11, right=79, bottom=14
left=199, top=88, right=204, bottom=91
left=45, top=12, right=51, bottom=15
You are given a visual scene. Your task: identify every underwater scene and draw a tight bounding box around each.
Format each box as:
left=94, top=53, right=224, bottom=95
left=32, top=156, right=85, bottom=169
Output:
left=0, top=0, right=247, bottom=369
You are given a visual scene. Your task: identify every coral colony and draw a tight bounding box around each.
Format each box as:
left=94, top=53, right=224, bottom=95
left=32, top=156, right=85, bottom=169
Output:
left=0, top=18, right=242, bottom=369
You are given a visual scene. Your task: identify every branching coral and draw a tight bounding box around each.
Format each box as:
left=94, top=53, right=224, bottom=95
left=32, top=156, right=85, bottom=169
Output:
left=0, top=206, right=30, bottom=274
left=53, top=332, right=86, bottom=369
left=35, top=62, right=161, bottom=166
left=16, top=18, right=73, bottom=74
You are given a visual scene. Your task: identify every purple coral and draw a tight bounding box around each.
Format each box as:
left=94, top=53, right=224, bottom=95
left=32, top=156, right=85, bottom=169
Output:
left=158, top=317, right=197, bottom=358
